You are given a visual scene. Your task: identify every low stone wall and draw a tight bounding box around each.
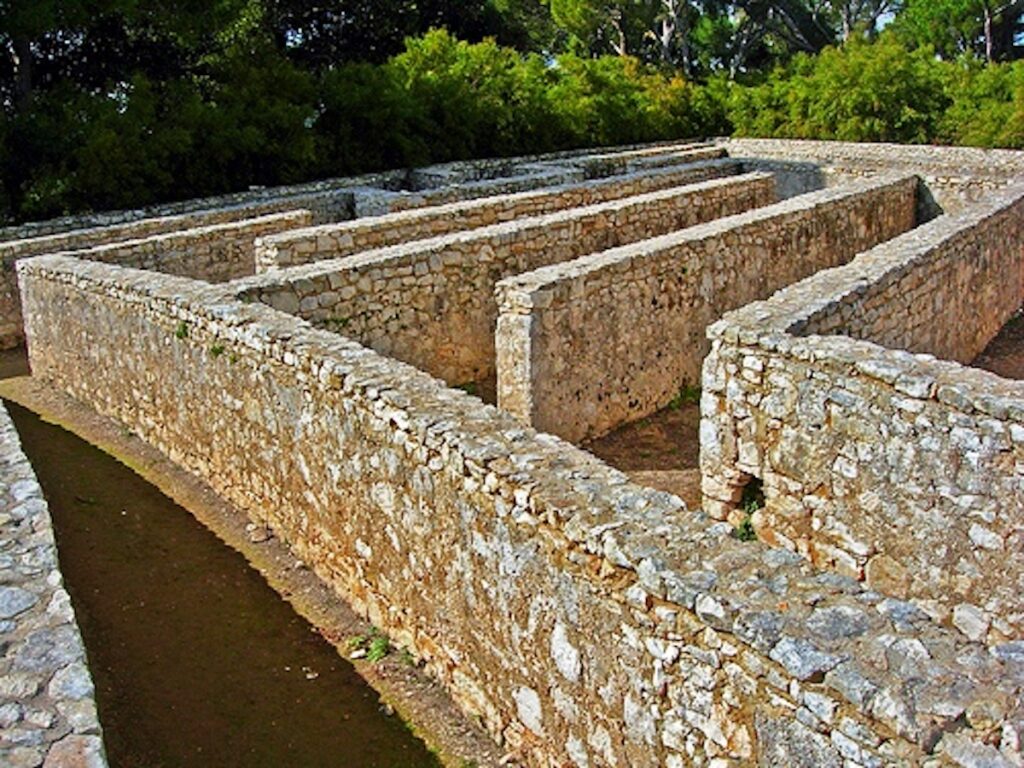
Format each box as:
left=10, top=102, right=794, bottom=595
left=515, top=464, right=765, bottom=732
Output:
left=0, top=210, right=312, bottom=349
left=236, top=173, right=776, bottom=384
left=19, top=254, right=1024, bottom=768
left=256, top=159, right=741, bottom=271
left=0, top=401, right=107, bottom=766
left=700, top=182, right=1024, bottom=641
left=721, top=138, right=1024, bottom=213
left=495, top=175, right=920, bottom=443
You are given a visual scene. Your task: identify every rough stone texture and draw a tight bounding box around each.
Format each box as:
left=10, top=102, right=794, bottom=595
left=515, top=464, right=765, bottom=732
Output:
left=0, top=211, right=312, bottom=349
left=19, top=255, right=1024, bottom=768
left=0, top=401, right=106, bottom=766
left=720, top=138, right=1024, bottom=213
left=495, top=174, right=919, bottom=442
left=700, top=181, right=1024, bottom=641
left=254, top=154, right=737, bottom=271
left=235, top=173, right=776, bottom=385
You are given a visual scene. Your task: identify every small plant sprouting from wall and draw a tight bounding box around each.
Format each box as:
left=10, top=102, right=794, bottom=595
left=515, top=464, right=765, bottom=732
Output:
left=174, top=321, right=189, bottom=340
left=668, top=383, right=701, bottom=411
left=348, top=628, right=391, bottom=663
left=209, top=343, right=225, bottom=358
left=733, top=478, right=764, bottom=542
left=322, top=316, right=352, bottom=332
left=455, top=381, right=478, bottom=397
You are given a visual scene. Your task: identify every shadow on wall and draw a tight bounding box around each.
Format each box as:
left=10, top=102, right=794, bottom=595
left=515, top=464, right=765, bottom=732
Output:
left=916, top=178, right=944, bottom=222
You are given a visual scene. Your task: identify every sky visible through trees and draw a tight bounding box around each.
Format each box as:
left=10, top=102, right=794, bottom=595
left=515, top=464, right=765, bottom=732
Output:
left=1, top=0, right=1024, bottom=222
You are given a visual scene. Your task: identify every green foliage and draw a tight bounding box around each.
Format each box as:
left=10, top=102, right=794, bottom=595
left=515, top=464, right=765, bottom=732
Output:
left=729, top=35, right=951, bottom=144
left=732, top=478, right=764, bottom=542
left=174, top=321, right=189, bottom=340
left=939, top=59, right=1024, bottom=148
left=667, top=383, right=701, bottom=411
left=349, top=628, right=392, bottom=663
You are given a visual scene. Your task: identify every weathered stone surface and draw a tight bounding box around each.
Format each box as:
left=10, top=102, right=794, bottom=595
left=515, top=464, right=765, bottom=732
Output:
left=0, top=403, right=106, bottom=767
left=256, top=151, right=734, bottom=271
left=701, top=179, right=1024, bottom=641
left=754, top=712, right=842, bottom=768
left=496, top=174, right=917, bottom=442
left=237, top=170, right=773, bottom=386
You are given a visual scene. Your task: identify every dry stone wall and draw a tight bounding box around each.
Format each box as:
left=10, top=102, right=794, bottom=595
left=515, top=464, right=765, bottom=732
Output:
left=0, top=210, right=313, bottom=349
left=700, top=182, right=1024, bottom=642
left=255, top=158, right=740, bottom=271
left=236, top=173, right=776, bottom=385
left=0, top=402, right=106, bottom=767
left=495, top=175, right=920, bottom=443
left=721, top=138, right=1024, bottom=213
left=18, top=254, right=1024, bottom=768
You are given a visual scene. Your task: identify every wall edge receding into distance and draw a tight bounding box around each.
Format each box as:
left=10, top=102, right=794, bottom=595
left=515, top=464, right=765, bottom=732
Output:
left=253, top=155, right=739, bottom=271
left=17, top=253, right=1024, bottom=767
left=701, top=181, right=1024, bottom=642
left=0, top=401, right=107, bottom=766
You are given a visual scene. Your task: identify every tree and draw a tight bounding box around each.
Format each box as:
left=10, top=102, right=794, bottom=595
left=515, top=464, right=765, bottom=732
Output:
left=894, top=0, right=1024, bottom=61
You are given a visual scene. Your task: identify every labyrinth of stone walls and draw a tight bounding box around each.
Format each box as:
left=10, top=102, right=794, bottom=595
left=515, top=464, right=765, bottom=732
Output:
left=699, top=183, right=1024, bottom=642
left=494, top=175, right=919, bottom=443
left=18, top=255, right=1024, bottom=768
left=0, top=141, right=707, bottom=349
left=237, top=173, right=775, bottom=384
left=9, top=140, right=1024, bottom=768
left=255, top=156, right=738, bottom=271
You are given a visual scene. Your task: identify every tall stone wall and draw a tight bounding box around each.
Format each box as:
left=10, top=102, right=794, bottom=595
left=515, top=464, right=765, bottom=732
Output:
left=255, top=158, right=740, bottom=271
left=0, top=402, right=107, bottom=767
left=700, top=183, right=1024, bottom=641
left=0, top=210, right=312, bottom=349
left=236, top=173, right=776, bottom=385
left=494, top=175, right=920, bottom=443
left=19, top=254, right=1023, bottom=768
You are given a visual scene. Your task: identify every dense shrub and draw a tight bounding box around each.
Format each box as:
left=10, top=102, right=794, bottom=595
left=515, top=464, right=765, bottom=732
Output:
left=728, top=36, right=951, bottom=144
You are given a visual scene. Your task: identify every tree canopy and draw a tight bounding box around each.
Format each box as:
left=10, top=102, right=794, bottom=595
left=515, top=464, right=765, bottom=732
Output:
left=1, top=0, right=1023, bottom=223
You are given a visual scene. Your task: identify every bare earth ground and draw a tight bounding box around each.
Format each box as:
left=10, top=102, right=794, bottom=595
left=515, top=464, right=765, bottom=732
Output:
left=973, top=307, right=1024, bottom=380
left=0, top=370, right=504, bottom=768
left=582, top=402, right=703, bottom=510
left=464, top=373, right=703, bottom=509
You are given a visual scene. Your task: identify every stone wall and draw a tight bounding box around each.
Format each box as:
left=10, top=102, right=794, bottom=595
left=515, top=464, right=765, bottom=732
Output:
left=700, top=182, right=1024, bottom=641
left=18, top=254, right=1024, bottom=768
left=494, top=175, right=920, bottom=443
left=0, top=210, right=313, bottom=349
left=721, top=138, right=1024, bottom=213
left=236, top=173, right=776, bottom=385
left=256, top=158, right=740, bottom=271
left=0, top=401, right=107, bottom=767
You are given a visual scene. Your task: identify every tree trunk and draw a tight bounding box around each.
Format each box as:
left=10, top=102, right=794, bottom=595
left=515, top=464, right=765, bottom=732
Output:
left=12, top=34, right=32, bottom=110
left=984, top=3, right=994, bottom=62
